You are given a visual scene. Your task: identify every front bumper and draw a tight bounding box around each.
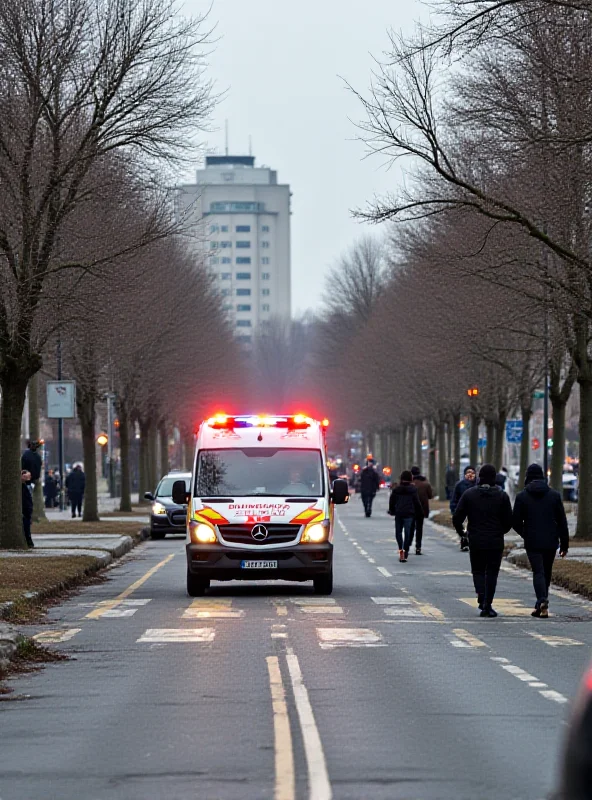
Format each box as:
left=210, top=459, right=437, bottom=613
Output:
left=150, top=514, right=185, bottom=535
left=186, top=542, right=333, bottom=581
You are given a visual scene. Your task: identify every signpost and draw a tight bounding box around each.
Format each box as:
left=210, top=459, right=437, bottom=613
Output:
left=47, top=379, right=76, bottom=510
left=506, top=420, right=523, bottom=444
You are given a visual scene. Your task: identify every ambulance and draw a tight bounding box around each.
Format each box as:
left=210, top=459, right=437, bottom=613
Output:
left=171, top=414, right=349, bottom=597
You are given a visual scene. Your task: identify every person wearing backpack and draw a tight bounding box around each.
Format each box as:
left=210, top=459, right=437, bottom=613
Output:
left=388, top=470, right=423, bottom=563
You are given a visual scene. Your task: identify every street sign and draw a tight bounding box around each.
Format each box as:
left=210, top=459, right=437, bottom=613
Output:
left=478, top=437, right=487, bottom=448
left=46, top=381, right=76, bottom=418
left=533, top=390, right=545, bottom=399
left=506, top=420, right=523, bottom=444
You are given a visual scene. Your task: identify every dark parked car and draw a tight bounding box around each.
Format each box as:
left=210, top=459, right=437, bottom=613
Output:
left=144, top=471, right=191, bottom=539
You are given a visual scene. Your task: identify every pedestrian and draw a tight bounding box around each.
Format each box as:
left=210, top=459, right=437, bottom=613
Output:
left=450, top=465, right=476, bottom=550
left=359, top=460, right=380, bottom=518
left=44, top=470, right=58, bottom=509
left=388, top=470, right=423, bottom=562
left=66, top=464, right=86, bottom=518
left=512, top=463, right=569, bottom=618
left=21, top=439, right=42, bottom=483
left=445, top=463, right=457, bottom=501
left=410, top=466, right=433, bottom=555
left=496, top=467, right=508, bottom=491
left=21, top=469, right=34, bottom=547
left=452, top=463, right=513, bottom=617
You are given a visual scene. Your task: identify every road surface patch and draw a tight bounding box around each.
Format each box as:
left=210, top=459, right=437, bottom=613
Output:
left=449, top=629, right=488, bottom=648
left=136, top=628, right=215, bottom=643
left=183, top=598, right=244, bottom=619
left=459, top=597, right=533, bottom=616
left=316, top=628, right=385, bottom=649
left=528, top=632, right=584, bottom=647
left=33, top=628, right=81, bottom=644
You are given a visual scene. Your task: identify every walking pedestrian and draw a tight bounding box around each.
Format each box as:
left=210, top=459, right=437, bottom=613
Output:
left=21, top=439, right=42, bottom=483
left=360, top=460, right=380, bottom=518
left=445, top=463, right=457, bottom=501
left=512, top=463, right=569, bottom=618
left=450, top=465, right=476, bottom=550
left=452, top=464, right=513, bottom=617
left=44, top=470, right=58, bottom=509
left=389, top=470, right=423, bottom=562
left=66, top=464, right=86, bottom=518
left=410, top=466, right=433, bottom=555
left=21, top=469, right=34, bottom=547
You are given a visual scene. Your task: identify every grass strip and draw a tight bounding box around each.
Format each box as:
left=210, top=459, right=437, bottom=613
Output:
left=511, top=552, right=592, bottom=601
left=32, top=519, right=146, bottom=539
left=0, top=555, right=101, bottom=608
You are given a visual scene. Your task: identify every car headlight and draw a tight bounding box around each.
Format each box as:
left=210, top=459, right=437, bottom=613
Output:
left=189, top=522, right=217, bottom=544
left=152, top=502, right=167, bottom=515
left=301, top=522, right=329, bottom=543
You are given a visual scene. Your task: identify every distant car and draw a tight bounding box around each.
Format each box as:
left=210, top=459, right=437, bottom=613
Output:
left=144, top=471, right=191, bottom=539
left=563, top=469, right=578, bottom=502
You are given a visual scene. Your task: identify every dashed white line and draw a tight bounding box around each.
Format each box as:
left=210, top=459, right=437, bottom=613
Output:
left=377, top=567, right=392, bottom=578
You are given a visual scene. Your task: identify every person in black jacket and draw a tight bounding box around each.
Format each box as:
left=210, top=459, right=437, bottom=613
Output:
left=512, top=463, right=569, bottom=618
left=450, top=466, right=476, bottom=550
left=360, top=461, right=380, bottom=518
left=21, top=440, right=42, bottom=483
left=453, top=463, right=513, bottom=617
left=389, top=470, right=423, bottom=562
left=66, top=464, right=86, bottom=518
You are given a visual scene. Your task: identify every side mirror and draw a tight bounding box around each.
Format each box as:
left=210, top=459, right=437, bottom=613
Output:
left=144, top=492, right=154, bottom=501
left=331, top=478, right=349, bottom=505
left=172, top=480, right=190, bottom=505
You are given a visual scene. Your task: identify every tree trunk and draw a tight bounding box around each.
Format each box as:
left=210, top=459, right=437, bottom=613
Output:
left=118, top=406, right=132, bottom=512
left=438, top=419, right=447, bottom=499
left=446, top=417, right=453, bottom=467
left=159, top=421, right=169, bottom=480
left=28, top=372, right=46, bottom=522
left=469, top=412, right=480, bottom=466
left=138, top=418, right=151, bottom=501
left=428, top=420, right=437, bottom=486
left=519, top=404, right=532, bottom=490
left=452, top=412, right=461, bottom=482
left=148, top=422, right=158, bottom=491
left=575, top=378, right=592, bottom=539
left=550, top=397, right=566, bottom=492
left=485, top=420, right=495, bottom=465
left=78, top=393, right=99, bottom=522
left=494, top=410, right=507, bottom=471
left=183, top=430, right=194, bottom=472
left=0, top=373, right=30, bottom=548
left=415, top=421, right=423, bottom=473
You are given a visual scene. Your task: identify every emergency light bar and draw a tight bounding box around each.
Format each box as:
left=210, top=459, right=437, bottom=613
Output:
left=206, top=414, right=328, bottom=431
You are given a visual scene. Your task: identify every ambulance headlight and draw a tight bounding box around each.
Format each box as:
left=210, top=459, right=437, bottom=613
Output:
left=301, top=522, right=329, bottom=543
left=190, top=522, right=217, bottom=544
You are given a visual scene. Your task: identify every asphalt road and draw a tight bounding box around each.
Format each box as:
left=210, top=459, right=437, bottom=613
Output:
left=2, top=493, right=592, bottom=800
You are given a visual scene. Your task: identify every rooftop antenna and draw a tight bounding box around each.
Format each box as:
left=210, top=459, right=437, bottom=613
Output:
left=225, top=120, right=229, bottom=156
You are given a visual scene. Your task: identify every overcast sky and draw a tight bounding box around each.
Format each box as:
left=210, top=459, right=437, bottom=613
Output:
left=182, top=0, right=423, bottom=314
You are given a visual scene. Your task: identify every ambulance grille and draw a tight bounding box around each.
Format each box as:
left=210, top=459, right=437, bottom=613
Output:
left=219, top=524, right=300, bottom=546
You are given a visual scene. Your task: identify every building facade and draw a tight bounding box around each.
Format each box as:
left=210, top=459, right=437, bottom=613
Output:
left=176, top=155, right=291, bottom=345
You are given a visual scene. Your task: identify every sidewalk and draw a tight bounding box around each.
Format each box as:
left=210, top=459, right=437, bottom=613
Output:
left=45, top=492, right=146, bottom=523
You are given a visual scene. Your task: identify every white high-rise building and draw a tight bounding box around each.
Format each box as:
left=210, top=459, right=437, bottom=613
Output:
left=176, top=155, right=291, bottom=345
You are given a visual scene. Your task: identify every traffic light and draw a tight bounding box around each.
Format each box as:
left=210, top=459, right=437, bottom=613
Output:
left=96, top=433, right=108, bottom=446
left=467, top=386, right=479, bottom=398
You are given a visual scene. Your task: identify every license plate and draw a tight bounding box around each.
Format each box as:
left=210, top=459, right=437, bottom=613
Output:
left=240, top=560, right=278, bottom=569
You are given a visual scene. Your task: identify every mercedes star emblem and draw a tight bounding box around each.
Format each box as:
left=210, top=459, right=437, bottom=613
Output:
left=251, top=524, right=269, bottom=541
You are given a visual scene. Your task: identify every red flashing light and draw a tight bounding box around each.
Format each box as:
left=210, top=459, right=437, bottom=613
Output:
left=353, top=464, right=360, bottom=472
left=321, top=418, right=330, bottom=428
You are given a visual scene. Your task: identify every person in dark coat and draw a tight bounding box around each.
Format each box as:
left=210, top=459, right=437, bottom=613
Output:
left=66, top=465, right=86, bottom=518
left=43, top=470, right=58, bottom=508
left=359, top=461, right=380, bottom=518
left=450, top=465, right=476, bottom=550
left=389, top=470, right=423, bottom=562
left=445, top=464, right=457, bottom=500
left=21, top=440, right=42, bottom=483
left=453, top=464, right=513, bottom=617
left=21, top=469, right=34, bottom=547
left=410, top=466, right=433, bottom=555
left=512, top=463, right=569, bottom=618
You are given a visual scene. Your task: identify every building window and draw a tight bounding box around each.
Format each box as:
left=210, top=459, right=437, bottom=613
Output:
left=262, top=257, right=270, bottom=265
left=220, top=241, right=232, bottom=248
left=221, top=257, right=231, bottom=264
left=262, top=225, right=270, bottom=233
left=262, top=289, right=270, bottom=296
left=262, top=304, right=270, bottom=312
left=262, top=272, right=270, bottom=280
left=236, top=225, right=251, bottom=233
left=221, top=288, right=231, bottom=297
left=236, top=288, right=251, bottom=296
left=210, top=241, right=218, bottom=249
left=237, top=334, right=252, bottom=343
left=236, top=319, right=252, bottom=328
left=236, top=272, right=251, bottom=280
left=210, top=224, right=219, bottom=234
left=220, top=272, right=231, bottom=280
left=236, top=241, right=251, bottom=248
left=236, top=257, right=251, bottom=265
left=237, top=304, right=251, bottom=312
left=261, top=241, right=270, bottom=249
left=221, top=225, right=229, bottom=232
left=210, top=257, right=219, bottom=265
left=223, top=303, right=233, bottom=311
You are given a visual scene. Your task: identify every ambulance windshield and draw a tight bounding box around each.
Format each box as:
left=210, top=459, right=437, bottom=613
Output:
left=196, top=448, right=324, bottom=498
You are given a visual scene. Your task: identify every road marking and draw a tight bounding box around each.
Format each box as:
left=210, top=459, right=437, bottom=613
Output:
left=459, top=598, right=532, bottom=616
left=85, top=554, right=175, bottom=619
left=383, top=608, right=424, bottom=617
left=299, top=606, right=344, bottom=615
left=377, top=567, right=392, bottom=578
left=276, top=604, right=288, bottom=616
left=266, top=656, right=295, bottom=800
left=408, top=597, right=445, bottom=620
left=286, top=651, right=332, bottom=800
left=490, top=656, right=568, bottom=704
left=451, top=629, right=488, bottom=648
left=371, top=597, right=412, bottom=604
left=291, top=598, right=337, bottom=605
left=540, top=690, right=569, bottom=704
left=316, top=628, right=385, bottom=649
left=529, top=633, right=584, bottom=647
left=136, top=628, right=215, bottom=643
left=367, top=557, right=376, bottom=564
left=359, top=548, right=368, bottom=555
left=502, top=665, right=539, bottom=682
left=100, top=608, right=138, bottom=618
left=183, top=598, right=244, bottom=619
left=33, top=628, right=81, bottom=643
